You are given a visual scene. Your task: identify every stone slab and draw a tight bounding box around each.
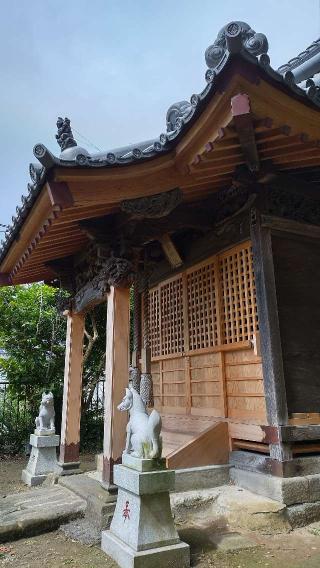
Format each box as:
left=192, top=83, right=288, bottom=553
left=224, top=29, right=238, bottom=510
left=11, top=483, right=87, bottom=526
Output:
left=231, top=467, right=320, bottom=505
left=0, top=486, right=86, bottom=543
left=114, top=465, right=175, bottom=495
left=101, top=530, right=190, bottom=568
left=30, top=433, right=60, bottom=447
left=59, top=472, right=116, bottom=527
left=175, top=464, right=231, bottom=492
left=122, top=453, right=166, bottom=472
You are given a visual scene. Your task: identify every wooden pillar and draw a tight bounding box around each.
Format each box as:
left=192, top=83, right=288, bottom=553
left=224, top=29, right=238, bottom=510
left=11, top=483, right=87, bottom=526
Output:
left=59, top=311, right=85, bottom=471
left=102, top=286, right=130, bottom=489
left=250, top=210, right=292, bottom=466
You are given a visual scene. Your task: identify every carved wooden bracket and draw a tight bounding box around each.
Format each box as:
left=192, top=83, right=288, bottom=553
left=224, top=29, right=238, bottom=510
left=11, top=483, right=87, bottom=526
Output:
left=73, top=257, right=134, bottom=314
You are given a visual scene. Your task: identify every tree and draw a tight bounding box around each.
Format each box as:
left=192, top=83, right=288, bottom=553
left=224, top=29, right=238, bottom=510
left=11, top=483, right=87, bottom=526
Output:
left=0, top=284, right=107, bottom=449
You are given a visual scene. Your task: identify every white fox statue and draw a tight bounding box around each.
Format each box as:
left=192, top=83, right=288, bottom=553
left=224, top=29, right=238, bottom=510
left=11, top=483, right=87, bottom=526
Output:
left=118, top=387, right=162, bottom=459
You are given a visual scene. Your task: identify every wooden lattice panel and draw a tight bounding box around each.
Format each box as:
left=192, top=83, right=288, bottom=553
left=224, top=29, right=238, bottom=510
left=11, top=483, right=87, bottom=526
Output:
left=160, top=277, right=184, bottom=356
left=187, top=261, right=219, bottom=350
left=219, top=243, right=258, bottom=344
left=149, top=288, right=161, bottom=358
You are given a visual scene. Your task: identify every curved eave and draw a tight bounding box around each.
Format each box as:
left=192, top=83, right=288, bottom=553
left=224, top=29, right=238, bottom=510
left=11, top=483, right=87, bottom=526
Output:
left=2, top=53, right=320, bottom=284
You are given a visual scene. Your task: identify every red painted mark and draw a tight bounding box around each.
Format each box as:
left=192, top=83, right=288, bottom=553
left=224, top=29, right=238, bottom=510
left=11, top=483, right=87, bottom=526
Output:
left=123, top=501, right=130, bottom=522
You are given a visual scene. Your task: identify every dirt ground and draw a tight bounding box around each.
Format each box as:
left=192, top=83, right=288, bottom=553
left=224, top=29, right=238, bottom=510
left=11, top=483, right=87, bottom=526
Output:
left=1, top=527, right=320, bottom=568
left=0, top=454, right=96, bottom=496
left=2, top=456, right=320, bottom=567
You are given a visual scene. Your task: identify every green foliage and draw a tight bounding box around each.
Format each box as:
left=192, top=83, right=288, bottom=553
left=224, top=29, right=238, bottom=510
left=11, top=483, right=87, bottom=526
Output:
left=0, top=284, right=67, bottom=399
left=0, top=282, right=134, bottom=454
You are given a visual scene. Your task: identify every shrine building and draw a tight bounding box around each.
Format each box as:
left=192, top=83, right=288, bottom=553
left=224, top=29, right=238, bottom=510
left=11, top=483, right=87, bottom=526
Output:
left=2, top=21, right=320, bottom=497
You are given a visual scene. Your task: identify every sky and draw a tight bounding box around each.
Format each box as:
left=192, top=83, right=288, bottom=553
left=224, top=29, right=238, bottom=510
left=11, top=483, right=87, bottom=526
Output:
left=1, top=0, right=320, bottom=232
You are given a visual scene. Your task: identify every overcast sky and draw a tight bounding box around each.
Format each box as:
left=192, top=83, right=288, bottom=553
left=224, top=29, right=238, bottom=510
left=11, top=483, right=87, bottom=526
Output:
left=1, top=0, right=320, bottom=232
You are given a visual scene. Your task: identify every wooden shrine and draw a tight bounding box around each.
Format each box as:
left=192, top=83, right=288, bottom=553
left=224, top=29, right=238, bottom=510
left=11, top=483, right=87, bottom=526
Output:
left=2, top=21, right=320, bottom=489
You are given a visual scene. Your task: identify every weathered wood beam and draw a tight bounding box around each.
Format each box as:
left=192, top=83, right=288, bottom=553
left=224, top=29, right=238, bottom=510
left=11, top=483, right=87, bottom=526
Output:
left=231, top=93, right=259, bottom=172
left=250, top=210, right=288, bottom=427
left=159, top=234, right=183, bottom=269
left=102, top=287, right=130, bottom=489
left=261, top=215, right=320, bottom=239
left=0, top=273, right=12, bottom=286
left=59, top=311, right=85, bottom=471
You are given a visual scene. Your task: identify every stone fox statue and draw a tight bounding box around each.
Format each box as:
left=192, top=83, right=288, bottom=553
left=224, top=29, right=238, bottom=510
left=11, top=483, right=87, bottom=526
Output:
left=118, top=387, right=162, bottom=459
left=35, top=392, right=55, bottom=432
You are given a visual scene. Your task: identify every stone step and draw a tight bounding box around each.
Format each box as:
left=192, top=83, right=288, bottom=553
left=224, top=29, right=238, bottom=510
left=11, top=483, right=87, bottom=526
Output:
left=59, top=473, right=116, bottom=528
left=0, top=486, right=86, bottom=543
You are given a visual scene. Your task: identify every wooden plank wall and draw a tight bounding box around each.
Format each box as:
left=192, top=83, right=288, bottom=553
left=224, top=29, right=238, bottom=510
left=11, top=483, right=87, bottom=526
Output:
left=149, top=240, right=266, bottom=424
left=272, top=235, right=320, bottom=414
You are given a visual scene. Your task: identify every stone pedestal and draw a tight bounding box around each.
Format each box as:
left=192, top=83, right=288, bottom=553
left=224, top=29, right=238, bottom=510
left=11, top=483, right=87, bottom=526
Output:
left=101, top=455, right=190, bottom=568
left=22, top=433, right=60, bottom=486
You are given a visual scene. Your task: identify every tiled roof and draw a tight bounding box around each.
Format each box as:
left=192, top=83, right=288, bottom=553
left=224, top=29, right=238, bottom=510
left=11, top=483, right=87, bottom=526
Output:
left=2, top=20, right=320, bottom=265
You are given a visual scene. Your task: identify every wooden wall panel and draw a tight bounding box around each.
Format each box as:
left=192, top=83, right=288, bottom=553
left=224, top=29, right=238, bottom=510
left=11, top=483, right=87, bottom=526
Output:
left=272, top=235, right=320, bottom=413
left=225, top=348, right=266, bottom=422
left=148, top=241, right=265, bottom=423
left=190, top=352, right=224, bottom=417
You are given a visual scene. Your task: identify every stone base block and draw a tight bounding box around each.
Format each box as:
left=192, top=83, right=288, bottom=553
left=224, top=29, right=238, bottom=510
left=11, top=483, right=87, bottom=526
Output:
left=21, top=469, right=47, bottom=487
left=231, top=467, right=320, bottom=506
left=101, top=530, right=190, bottom=568
left=114, top=464, right=175, bottom=495
left=122, top=453, right=166, bottom=472
left=34, top=428, right=55, bottom=437
left=22, top=435, right=60, bottom=487
left=57, top=461, right=82, bottom=476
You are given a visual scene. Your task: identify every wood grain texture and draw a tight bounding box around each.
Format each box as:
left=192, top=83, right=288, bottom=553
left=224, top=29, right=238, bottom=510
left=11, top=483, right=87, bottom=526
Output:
left=59, top=312, right=85, bottom=464
left=250, top=212, right=288, bottom=426
left=166, top=421, right=229, bottom=469
left=272, top=234, right=320, bottom=413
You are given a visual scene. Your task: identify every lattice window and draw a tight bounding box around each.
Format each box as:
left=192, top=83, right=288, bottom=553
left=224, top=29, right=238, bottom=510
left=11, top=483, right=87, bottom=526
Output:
left=149, top=288, right=161, bottom=358
left=219, top=243, right=258, bottom=344
left=187, top=262, right=219, bottom=350
left=160, top=277, right=184, bottom=356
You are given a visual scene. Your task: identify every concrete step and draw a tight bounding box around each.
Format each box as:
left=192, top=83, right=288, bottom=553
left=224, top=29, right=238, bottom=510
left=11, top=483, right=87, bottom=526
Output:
left=0, top=486, right=86, bottom=543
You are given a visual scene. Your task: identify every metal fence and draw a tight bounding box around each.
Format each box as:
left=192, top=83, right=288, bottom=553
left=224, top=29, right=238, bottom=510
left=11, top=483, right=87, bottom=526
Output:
left=0, top=379, right=106, bottom=454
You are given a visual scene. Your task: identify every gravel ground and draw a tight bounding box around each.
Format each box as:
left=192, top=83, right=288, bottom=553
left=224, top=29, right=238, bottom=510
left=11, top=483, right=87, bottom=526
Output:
left=0, top=454, right=96, bottom=496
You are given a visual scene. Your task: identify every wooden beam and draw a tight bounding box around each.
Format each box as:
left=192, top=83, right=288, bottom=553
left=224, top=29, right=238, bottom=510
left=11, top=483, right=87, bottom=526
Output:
left=102, top=287, right=130, bottom=489
left=250, top=210, right=288, bottom=427
left=231, top=93, right=259, bottom=172
left=46, top=181, right=74, bottom=208
left=0, top=273, right=12, bottom=286
left=159, top=234, right=183, bottom=269
left=59, top=311, right=85, bottom=470
left=261, top=215, right=320, bottom=240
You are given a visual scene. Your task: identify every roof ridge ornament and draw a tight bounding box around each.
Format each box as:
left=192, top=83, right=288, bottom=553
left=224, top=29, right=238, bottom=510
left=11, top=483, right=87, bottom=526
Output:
left=56, top=117, right=77, bottom=152
left=205, top=21, right=269, bottom=75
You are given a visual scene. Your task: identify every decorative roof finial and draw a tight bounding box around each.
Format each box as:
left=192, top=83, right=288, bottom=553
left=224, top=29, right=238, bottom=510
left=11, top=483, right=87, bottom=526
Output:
left=205, top=21, right=268, bottom=75
left=55, top=117, right=77, bottom=152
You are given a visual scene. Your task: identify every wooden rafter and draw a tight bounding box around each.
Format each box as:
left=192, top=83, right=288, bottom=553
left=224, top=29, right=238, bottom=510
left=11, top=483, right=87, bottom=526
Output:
left=231, top=93, right=259, bottom=172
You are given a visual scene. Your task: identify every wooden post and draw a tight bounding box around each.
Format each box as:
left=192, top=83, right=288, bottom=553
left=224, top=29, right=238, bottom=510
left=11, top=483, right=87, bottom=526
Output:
left=102, top=286, right=130, bottom=489
left=250, top=210, right=292, bottom=464
left=59, top=311, right=85, bottom=472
